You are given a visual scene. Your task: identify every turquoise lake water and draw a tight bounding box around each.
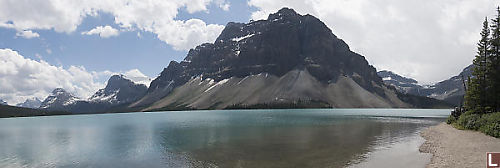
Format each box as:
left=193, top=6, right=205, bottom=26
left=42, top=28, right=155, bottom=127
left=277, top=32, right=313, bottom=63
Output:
left=0, top=109, right=450, bottom=168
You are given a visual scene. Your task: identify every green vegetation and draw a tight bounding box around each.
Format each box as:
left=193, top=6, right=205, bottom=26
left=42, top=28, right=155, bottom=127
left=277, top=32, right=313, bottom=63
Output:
left=449, top=111, right=500, bottom=138
left=226, top=100, right=332, bottom=110
left=448, top=7, right=500, bottom=138
left=146, top=102, right=195, bottom=112
left=0, top=104, right=70, bottom=118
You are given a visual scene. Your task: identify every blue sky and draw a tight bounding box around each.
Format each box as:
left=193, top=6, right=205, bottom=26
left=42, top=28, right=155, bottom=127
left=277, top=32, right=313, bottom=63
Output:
left=0, top=2, right=255, bottom=79
left=1, top=0, right=499, bottom=104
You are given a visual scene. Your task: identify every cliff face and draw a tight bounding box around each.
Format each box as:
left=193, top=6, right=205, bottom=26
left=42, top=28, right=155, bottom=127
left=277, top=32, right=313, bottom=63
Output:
left=89, top=75, right=147, bottom=104
left=131, top=8, right=437, bottom=110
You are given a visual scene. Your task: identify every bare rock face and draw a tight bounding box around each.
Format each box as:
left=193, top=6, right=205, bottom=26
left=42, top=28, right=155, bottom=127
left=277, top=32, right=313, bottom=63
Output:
left=152, top=8, right=381, bottom=89
left=90, top=75, right=147, bottom=104
left=132, top=8, right=451, bottom=111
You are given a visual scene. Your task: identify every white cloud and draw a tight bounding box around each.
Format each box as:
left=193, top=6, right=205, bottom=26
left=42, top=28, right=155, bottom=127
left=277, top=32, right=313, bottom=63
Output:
left=82, top=25, right=119, bottom=38
left=15, top=30, right=39, bottom=39
left=248, top=0, right=500, bottom=84
left=0, top=0, right=228, bottom=51
left=0, top=48, right=104, bottom=104
left=220, top=3, right=230, bottom=11
left=154, top=19, right=224, bottom=50
left=0, top=48, right=150, bottom=105
left=216, top=0, right=230, bottom=11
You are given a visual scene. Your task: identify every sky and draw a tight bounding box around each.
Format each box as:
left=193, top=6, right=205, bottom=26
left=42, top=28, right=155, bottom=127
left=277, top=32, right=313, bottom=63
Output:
left=0, top=0, right=499, bottom=105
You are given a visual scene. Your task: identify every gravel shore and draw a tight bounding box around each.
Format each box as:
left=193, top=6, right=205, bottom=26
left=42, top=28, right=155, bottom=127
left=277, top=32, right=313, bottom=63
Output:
left=419, top=123, right=500, bottom=168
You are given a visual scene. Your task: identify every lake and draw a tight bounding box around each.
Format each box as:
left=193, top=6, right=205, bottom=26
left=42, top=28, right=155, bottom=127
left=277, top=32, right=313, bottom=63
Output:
left=0, top=109, right=450, bottom=168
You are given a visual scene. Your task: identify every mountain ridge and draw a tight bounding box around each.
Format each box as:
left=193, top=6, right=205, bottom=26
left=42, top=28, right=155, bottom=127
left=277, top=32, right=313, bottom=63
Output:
left=16, top=97, right=42, bottom=109
left=30, top=8, right=452, bottom=114
left=131, top=8, right=449, bottom=111
left=40, top=75, right=147, bottom=113
left=378, top=64, right=472, bottom=106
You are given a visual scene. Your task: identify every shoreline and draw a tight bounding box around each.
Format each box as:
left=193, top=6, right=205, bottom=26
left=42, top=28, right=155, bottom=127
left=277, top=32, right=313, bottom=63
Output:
left=419, top=122, right=500, bottom=167
left=349, top=131, right=432, bottom=168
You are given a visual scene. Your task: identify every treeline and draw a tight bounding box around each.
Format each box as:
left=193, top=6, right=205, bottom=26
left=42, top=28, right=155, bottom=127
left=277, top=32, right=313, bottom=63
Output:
left=448, top=7, right=500, bottom=138
left=0, top=104, right=70, bottom=118
left=465, top=8, right=500, bottom=113
left=226, top=100, right=332, bottom=110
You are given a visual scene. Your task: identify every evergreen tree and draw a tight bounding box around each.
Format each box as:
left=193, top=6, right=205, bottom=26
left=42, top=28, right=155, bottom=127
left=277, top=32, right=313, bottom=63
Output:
left=489, top=7, right=500, bottom=112
left=465, top=17, right=490, bottom=113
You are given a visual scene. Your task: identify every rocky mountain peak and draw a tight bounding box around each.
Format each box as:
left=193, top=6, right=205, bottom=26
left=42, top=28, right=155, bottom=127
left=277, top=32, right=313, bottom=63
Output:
left=132, top=7, right=400, bottom=109
left=458, top=64, right=473, bottom=78
left=267, top=7, right=302, bottom=21
left=52, top=88, right=69, bottom=96
left=171, top=7, right=379, bottom=86
left=89, top=75, right=147, bottom=104
left=105, top=75, right=143, bottom=92
left=378, top=70, right=418, bottom=84
left=40, top=88, right=79, bottom=110
left=16, top=97, right=42, bottom=109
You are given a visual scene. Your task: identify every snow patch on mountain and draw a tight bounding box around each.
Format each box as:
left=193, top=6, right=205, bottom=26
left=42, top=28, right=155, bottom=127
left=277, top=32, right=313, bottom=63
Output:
left=89, top=89, right=120, bottom=104
left=16, top=98, right=42, bottom=109
left=204, top=78, right=230, bottom=93
left=232, top=33, right=255, bottom=42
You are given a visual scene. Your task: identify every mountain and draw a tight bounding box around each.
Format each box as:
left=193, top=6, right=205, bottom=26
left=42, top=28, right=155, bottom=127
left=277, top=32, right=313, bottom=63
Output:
left=16, top=97, right=42, bottom=109
left=378, top=65, right=472, bottom=106
left=131, top=8, right=449, bottom=111
left=89, top=75, right=148, bottom=105
left=0, top=99, right=7, bottom=105
left=40, top=75, right=147, bottom=113
left=39, top=88, right=81, bottom=111
left=425, top=65, right=472, bottom=105
left=377, top=70, right=420, bottom=93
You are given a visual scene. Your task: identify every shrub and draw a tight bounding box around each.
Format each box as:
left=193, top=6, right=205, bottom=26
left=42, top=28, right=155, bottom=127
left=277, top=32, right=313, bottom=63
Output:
left=457, top=112, right=482, bottom=130
left=479, top=112, right=500, bottom=138
left=450, top=111, right=500, bottom=138
left=482, top=112, right=500, bottom=123
left=481, top=123, right=500, bottom=138
left=446, top=115, right=457, bottom=124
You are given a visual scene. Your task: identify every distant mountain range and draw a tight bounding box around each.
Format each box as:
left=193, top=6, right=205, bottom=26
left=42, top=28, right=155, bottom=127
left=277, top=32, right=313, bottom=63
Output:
left=39, top=75, right=147, bottom=113
left=378, top=65, right=472, bottom=106
left=16, top=98, right=42, bottom=109
left=5, top=8, right=452, bottom=116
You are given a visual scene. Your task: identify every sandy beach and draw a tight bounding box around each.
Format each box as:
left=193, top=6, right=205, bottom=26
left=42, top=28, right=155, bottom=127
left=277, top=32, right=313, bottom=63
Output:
left=420, top=123, right=500, bottom=168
